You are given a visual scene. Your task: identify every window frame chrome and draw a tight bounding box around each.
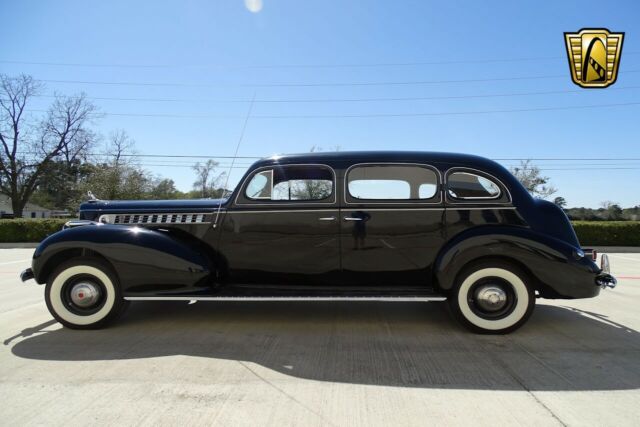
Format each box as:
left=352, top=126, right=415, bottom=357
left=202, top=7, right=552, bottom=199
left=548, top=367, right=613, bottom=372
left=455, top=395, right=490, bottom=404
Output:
left=235, top=163, right=337, bottom=206
left=344, top=162, right=443, bottom=205
left=444, top=167, right=512, bottom=204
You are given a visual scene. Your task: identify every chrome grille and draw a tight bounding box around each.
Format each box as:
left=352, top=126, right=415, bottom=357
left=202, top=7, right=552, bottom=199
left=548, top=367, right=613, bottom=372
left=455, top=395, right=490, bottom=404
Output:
left=99, top=213, right=210, bottom=225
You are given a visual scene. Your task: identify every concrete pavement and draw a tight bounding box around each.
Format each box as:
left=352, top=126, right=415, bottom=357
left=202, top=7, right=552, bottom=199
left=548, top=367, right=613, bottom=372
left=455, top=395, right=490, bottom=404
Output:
left=1, top=249, right=639, bottom=426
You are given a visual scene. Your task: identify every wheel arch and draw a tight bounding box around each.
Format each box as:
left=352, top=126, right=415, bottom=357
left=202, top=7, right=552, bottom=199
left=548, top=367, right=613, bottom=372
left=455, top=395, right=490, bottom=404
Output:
left=32, top=225, right=215, bottom=295
left=36, top=248, right=116, bottom=285
left=433, top=225, right=584, bottom=298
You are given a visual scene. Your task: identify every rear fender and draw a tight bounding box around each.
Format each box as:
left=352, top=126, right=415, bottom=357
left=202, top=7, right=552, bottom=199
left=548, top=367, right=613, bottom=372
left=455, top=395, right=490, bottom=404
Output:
left=434, top=226, right=600, bottom=299
left=32, top=224, right=213, bottom=296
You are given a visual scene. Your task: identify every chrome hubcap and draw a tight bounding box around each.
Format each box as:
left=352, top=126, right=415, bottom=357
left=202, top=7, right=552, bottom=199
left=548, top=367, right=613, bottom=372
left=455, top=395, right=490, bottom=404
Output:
left=474, top=284, right=508, bottom=312
left=70, top=282, right=101, bottom=308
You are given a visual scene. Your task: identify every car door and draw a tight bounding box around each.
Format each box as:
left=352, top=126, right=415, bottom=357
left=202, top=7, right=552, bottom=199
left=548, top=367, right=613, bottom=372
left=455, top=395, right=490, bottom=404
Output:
left=218, top=164, right=341, bottom=286
left=339, top=163, right=446, bottom=287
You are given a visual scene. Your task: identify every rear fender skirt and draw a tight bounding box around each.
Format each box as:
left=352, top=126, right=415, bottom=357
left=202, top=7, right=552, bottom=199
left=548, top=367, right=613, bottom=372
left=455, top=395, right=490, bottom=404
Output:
left=434, top=226, right=601, bottom=299
left=32, top=224, right=213, bottom=295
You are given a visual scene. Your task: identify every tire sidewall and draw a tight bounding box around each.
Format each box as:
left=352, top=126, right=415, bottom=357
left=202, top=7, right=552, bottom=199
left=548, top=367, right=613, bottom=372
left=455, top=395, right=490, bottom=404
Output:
left=450, top=261, right=535, bottom=334
left=45, top=258, right=124, bottom=329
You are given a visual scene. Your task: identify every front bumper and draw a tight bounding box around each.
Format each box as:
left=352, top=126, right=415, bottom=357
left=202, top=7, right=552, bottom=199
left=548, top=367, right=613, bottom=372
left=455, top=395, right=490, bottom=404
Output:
left=20, top=268, right=34, bottom=282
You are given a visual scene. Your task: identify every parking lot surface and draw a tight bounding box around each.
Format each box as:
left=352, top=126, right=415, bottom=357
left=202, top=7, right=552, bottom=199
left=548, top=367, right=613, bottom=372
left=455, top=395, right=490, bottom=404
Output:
left=1, top=249, right=639, bottom=426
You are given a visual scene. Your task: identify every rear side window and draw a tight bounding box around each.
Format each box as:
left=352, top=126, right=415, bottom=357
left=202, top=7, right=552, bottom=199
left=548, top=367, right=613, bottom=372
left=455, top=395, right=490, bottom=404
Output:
left=245, top=165, right=334, bottom=201
left=347, top=165, right=439, bottom=201
left=447, top=172, right=500, bottom=199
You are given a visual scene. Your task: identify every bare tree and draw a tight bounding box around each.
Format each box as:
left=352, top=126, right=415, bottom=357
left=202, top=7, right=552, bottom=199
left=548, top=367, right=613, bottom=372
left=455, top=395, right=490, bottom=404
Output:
left=192, top=159, right=225, bottom=198
left=0, top=74, right=97, bottom=217
left=509, top=160, right=557, bottom=199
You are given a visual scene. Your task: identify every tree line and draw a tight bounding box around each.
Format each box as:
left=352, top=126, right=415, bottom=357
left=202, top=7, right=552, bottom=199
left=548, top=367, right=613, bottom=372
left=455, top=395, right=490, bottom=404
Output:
left=1, top=74, right=226, bottom=216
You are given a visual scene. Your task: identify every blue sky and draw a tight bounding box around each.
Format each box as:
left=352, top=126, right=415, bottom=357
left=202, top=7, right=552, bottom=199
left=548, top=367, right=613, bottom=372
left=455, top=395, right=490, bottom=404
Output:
left=0, top=0, right=638, bottom=207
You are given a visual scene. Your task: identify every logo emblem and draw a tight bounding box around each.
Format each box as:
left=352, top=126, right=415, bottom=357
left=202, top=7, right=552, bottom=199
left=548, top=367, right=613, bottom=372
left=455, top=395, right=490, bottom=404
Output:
left=564, top=28, right=624, bottom=88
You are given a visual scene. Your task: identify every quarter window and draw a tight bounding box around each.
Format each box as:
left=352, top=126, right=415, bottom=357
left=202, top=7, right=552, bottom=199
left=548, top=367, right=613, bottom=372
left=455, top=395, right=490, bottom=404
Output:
left=347, top=165, right=439, bottom=200
left=245, top=165, right=333, bottom=201
left=447, top=172, right=501, bottom=199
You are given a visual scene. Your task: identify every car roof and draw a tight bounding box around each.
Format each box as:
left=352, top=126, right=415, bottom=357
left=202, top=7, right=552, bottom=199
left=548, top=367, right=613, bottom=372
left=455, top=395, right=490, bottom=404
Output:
left=254, top=150, right=501, bottom=171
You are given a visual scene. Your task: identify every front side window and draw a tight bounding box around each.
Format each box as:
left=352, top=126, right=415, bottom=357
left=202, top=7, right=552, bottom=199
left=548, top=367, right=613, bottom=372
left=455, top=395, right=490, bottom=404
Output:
left=347, top=165, right=439, bottom=201
left=245, top=165, right=333, bottom=201
left=447, top=171, right=501, bottom=199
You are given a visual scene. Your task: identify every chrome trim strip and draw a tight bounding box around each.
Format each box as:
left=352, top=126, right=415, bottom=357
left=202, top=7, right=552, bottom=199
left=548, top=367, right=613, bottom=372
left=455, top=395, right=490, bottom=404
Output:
left=228, top=209, right=339, bottom=214
left=99, top=212, right=212, bottom=225
left=344, top=162, right=443, bottom=205
left=235, top=163, right=338, bottom=206
left=125, top=296, right=448, bottom=302
left=446, top=207, right=517, bottom=210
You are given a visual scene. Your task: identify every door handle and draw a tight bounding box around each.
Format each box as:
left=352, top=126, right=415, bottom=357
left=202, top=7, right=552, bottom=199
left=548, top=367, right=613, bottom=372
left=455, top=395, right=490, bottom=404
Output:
left=318, top=216, right=337, bottom=221
left=343, top=217, right=363, bottom=221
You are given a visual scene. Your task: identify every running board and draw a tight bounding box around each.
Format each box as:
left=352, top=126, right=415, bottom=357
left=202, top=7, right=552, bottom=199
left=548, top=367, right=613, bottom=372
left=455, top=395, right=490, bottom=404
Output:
left=124, top=296, right=447, bottom=302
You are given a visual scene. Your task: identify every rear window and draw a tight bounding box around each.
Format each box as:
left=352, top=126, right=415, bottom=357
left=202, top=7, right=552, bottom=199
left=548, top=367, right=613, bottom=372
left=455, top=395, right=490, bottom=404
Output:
left=447, top=172, right=501, bottom=199
left=347, top=165, right=439, bottom=200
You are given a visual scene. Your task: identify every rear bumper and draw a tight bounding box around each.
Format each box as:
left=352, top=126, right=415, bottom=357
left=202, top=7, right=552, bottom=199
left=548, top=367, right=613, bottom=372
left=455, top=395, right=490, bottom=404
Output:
left=596, top=273, right=617, bottom=289
left=20, top=268, right=34, bottom=282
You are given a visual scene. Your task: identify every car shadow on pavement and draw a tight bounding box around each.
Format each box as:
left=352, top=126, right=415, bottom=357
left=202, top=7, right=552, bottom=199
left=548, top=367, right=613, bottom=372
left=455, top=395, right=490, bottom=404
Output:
left=8, top=301, right=640, bottom=391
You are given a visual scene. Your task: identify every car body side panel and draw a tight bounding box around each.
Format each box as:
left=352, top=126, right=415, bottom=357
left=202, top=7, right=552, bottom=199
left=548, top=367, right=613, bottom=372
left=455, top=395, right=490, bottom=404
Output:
left=32, top=225, right=213, bottom=296
left=434, top=225, right=601, bottom=299
left=339, top=207, right=446, bottom=286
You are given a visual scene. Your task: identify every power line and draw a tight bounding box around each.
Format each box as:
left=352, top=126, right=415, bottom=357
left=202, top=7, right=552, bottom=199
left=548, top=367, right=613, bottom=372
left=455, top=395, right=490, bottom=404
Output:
left=16, top=85, right=640, bottom=105
left=34, top=68, right=640, bottom=88
left=15, top=151, right=640, bottom=162
left=3, top=52, right=637, bottom=70
left=134, top=163, right=639, bottom=172
left=28, top=101, right=638, bottom=119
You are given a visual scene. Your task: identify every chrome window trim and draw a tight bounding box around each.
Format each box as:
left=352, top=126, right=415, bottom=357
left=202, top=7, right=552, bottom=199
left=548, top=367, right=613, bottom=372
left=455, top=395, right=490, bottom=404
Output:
left=344, top=162, right=443, bottom=205
left=235, top=163, right=337, bottom=206
left=444, top=167, right=512, bottom=205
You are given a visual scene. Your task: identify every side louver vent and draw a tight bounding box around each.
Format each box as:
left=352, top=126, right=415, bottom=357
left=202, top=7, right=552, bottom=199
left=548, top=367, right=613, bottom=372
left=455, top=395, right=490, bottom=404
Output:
left=99, top=213, right=209, bottom=225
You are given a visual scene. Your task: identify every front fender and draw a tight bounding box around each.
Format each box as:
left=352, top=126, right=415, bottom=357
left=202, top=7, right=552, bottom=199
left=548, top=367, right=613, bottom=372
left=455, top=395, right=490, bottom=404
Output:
left=32, top=224, right=213, bottom=296
left=434, top=226, right=601, bottom=299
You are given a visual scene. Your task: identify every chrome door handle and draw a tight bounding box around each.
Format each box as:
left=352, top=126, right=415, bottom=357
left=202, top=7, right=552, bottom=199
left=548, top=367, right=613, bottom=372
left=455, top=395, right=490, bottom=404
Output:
left=318, top=216, right=337, bottom=221
left=344, top=217, right=363, bottom=221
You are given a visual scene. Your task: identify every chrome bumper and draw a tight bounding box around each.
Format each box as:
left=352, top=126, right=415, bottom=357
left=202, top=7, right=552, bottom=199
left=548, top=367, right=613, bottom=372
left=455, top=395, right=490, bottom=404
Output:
left=20, top=268, right=34, bottom=282
left=596, top=254, right=617, bottom=289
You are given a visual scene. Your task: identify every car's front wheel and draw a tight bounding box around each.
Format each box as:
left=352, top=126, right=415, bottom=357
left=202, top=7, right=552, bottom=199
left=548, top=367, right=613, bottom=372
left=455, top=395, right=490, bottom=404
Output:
left=45, top=258, right=128, bottom=329
left=449, top=261, right=535, bottom=334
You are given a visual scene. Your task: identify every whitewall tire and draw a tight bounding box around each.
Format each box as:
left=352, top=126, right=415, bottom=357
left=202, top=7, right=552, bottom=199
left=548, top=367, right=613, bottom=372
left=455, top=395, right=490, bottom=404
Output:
left=45, top=258, right=127, bottom=329
left=449, top=262, right=535, bottom=334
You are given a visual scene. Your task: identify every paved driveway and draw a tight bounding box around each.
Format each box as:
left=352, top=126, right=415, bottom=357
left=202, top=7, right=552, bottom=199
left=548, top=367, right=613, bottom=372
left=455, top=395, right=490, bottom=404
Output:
left=1, top=249, right=639, bottom=426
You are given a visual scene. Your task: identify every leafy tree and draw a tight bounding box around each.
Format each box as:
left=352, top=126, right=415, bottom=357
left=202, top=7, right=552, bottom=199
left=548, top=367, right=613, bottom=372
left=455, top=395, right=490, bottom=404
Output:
left=192, top=160, right=226, bottom=198
left=0, top=74, right=97, bottom=216
left=150, top=178, right=181, bottom=199
left=600, top=201, right=623, bottom=220
left=553, top=196, right=567, bottom=208
left=509, top=160, right=557, bottom=199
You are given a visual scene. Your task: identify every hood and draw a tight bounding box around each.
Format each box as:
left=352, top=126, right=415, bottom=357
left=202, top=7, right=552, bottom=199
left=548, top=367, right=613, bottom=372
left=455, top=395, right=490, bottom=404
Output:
left=79, top=198, right=227, bottom=221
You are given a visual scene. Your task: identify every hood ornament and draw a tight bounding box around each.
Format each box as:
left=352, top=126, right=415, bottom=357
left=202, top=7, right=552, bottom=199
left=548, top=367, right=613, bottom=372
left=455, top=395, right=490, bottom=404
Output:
left=87, top=191, right=100, bottom=202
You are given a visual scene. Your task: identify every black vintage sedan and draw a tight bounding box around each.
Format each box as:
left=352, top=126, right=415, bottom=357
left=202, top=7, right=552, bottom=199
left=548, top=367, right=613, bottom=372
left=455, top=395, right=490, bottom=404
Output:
left=21, top=151, right=616, bottom=333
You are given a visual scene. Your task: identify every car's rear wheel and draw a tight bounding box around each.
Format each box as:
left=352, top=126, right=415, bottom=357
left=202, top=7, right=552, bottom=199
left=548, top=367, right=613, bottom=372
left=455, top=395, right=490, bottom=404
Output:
left=45, top=258, right=128, bottom=329
left=449, top=261, right=535, bottom=334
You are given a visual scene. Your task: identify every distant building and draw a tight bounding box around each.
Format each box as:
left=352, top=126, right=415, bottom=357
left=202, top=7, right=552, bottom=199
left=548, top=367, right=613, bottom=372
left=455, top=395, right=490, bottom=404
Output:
left=0, top=195, right=55, bottom=219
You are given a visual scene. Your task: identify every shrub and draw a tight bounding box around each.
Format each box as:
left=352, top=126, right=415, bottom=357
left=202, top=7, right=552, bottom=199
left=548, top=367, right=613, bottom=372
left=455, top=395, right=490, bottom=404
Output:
left=572, top=221, right=640, bottom=246
left=0, top=219, right=68, bottom=243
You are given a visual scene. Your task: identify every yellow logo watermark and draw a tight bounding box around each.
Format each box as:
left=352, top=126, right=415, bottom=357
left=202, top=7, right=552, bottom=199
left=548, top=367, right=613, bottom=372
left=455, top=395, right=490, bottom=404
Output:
left=564, top=28, right=624, bottom=88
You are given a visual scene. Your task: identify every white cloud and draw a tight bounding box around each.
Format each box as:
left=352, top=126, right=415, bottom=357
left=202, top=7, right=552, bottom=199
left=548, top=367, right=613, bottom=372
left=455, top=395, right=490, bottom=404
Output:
left=244, top=0, right=263, bottom=13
